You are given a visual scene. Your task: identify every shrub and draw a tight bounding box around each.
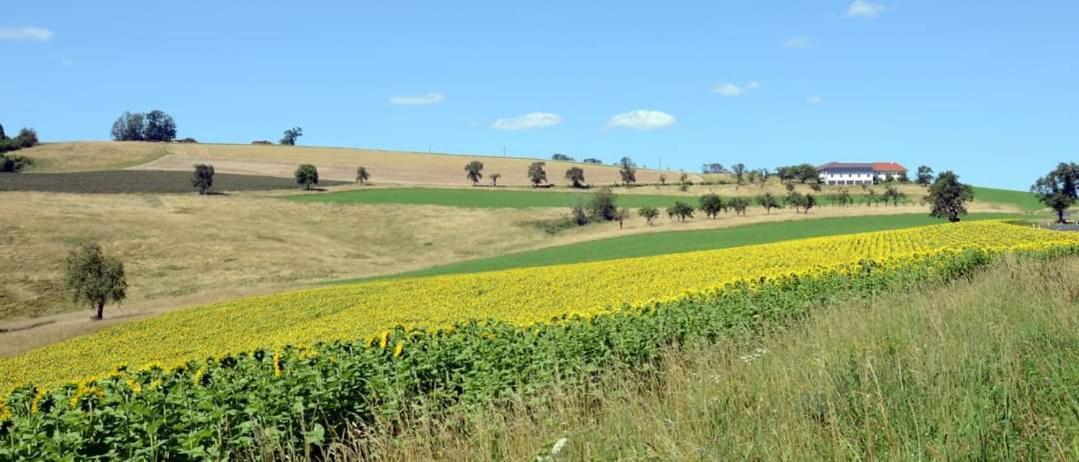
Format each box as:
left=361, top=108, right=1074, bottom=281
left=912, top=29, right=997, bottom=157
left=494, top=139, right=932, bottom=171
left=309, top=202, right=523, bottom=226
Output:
left=756, top=193, right=780, bottom=213
left=667, top=201, right=694, bottom=222
left=251, top=140, right=273, bottom=145
left=588, top=187, right=619, bottom=221
left=729, top=196, right=750, bottom=215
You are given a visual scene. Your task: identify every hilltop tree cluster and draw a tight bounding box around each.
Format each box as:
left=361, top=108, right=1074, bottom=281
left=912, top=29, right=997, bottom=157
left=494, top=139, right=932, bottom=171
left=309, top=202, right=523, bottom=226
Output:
left=0, top=123, right=39, bottom=172
left=111, top=110, right=178, bottom=142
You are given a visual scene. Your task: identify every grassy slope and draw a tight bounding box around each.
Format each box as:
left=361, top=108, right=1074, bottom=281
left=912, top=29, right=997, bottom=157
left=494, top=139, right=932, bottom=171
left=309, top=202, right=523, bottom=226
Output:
left=287, top=187, right=913, bottom=209
left=345, top=213, right=1017, bottom=281
left=972, top=186, right=1042, bottom=211
left=0, top=171, right=345, bottom=194
left=367, top=257, right=1079, bottom=461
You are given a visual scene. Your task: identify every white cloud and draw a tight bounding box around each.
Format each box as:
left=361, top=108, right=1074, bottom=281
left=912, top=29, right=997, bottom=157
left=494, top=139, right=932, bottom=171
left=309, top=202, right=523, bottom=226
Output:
left=712, top=81, right=760, bottom=97
left=784, top=36, right=815, bottom=48
left=389, top=92, right=446, bottom=106
left=807, top=95, right=825, bottom=105
left=605, top=110, right=676, bottom=131
left=0, top=26, right=54, bottom=41
left=846, top=0, right=886, bottom=18
left=490, top=112, right=563, bottom=130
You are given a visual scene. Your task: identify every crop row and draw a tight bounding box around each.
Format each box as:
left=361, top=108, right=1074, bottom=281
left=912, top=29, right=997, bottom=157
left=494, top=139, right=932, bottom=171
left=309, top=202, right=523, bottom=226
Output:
left=3, top=243, right=1078, bottom=458
left=1, top=221, right=1077, bottom=395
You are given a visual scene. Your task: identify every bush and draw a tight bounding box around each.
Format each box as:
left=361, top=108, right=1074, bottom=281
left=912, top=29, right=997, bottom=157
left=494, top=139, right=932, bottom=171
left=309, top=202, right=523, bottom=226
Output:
left=178, top=137, right=198, bottom=144
left=729, top=196, right=750, bottom=215
left=0, top=153, right=32, bottom=173
left=251, top=140, right=273, bottom=145
left=571, top=205, right=589, bottom=226
left=588, top=187, right=619, bottom=221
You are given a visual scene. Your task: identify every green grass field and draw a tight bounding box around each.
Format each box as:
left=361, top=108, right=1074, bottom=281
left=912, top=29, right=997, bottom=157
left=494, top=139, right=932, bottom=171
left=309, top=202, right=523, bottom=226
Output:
left=337, top=212, right=1017, bottom=283
left=972, top=186, right=1043, bottom=211
left=288, top=187, right=911, bottom=209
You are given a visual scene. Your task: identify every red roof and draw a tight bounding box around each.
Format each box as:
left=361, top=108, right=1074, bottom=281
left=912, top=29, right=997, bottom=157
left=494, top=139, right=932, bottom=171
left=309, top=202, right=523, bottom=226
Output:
left=817, top=161, right=907, bottom=172
left=872, top=162, right=907, bottom=172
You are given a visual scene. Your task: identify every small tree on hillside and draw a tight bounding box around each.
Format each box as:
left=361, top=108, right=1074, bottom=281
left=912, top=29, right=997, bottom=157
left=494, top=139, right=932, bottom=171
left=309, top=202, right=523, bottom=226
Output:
left=639, top=206, right=660, bottom=225
left=866, top=188, right=878, bottom=207
left=729, top=196, right=750, bottom=215
left=191, top=164, right=215, bottom=195
left=667, top=201, right=695, bottom=222
left=836, top=188, right=853, bottom=206
left=565, top=167, right=586, bottom=188
left=732, top=163, right=747, bottom=185
left=551, top=153, right=573, bottom=161
left=757, top=169, right=770, bottom=188
left=928, top=170, right=974, bottom=222
left=659, top=173, right=667, bottom=186
left=699, top=193, right=724, bottom=219
left=756, top=193, right=780, bottom=214
left=916, top=165, right=935, bottom=187
left=490, top=173, right=501, bottom=187
left=295, top=164, right=319, bottom=190
left=588, top=187, right=618, bottom=221
left=618, top=157, right=637, bottom=185
left=1031, top=162, right=1079, bottom=223
left=528, top=161, right=547, bottom=187
left=280, top=127, right=303, bottom=146
left=64, top=244, right=126, bottom=320
left=803, top=193, right=817, bottom=214
left=465, top=161, right=484, bottom=185
left=884, top=185, right=905, bottom=206
left=356, top=166, right=370, bottom=185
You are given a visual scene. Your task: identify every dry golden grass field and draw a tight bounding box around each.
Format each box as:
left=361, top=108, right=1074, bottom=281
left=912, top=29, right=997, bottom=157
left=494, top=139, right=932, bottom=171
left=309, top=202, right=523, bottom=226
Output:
left=20, top=141, right=677, bottom=186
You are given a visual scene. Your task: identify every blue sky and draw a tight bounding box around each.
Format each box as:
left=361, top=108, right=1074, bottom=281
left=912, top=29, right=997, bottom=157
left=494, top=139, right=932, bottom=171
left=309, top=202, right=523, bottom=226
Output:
left=3, top=1, right=1077, bottom=189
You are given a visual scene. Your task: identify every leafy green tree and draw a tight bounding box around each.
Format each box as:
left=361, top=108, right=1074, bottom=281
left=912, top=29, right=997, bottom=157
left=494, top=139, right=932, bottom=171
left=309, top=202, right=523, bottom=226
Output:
left=618, top=157, right=637, bottom=185
left=883, top=185, right=905, bottom=206
left=280, top=127, right=303, bottom=146
left=191, top=164, right=215, bottom=194
left=756, top=193, right=780, bottom=213
left=490, top=173, right=501, bottom=187
left=928, top=171, right=974, bottom=222
left=1031, top=162, right=1079, bottom=223
left=356, top=166, right=370, bottom=185
left=64, top=244, right=126, bottom=320
left=551, top=153, right=573, bottom=161
left=667, top=201, right=695, bottom=222
left=638, top=206, right=660, bottom=225
left=588, top=187, right=619, bottom=221
left=465, top=160, right=484, bottom=184
left=295, top=163, right=319, bottom=190
left=571, top=204, right=589, bottom=226
left=142, top=110, right=177, bottom=142
left=916, top=165, right=934, bottom=186
left=528, top=161, right=547, bottom=187
left=803, top=193, right=817, bottom=213
left=699, top=193, right=725, bottom=219
left=565, top=167, right=586, bottom=188
left=732, top=163, right=746, bottom=185
left=729, top=196, right=750, bottom=215
left=111, top=111, right=145, bottom=141
left=836, top=188, right=853, bottom=206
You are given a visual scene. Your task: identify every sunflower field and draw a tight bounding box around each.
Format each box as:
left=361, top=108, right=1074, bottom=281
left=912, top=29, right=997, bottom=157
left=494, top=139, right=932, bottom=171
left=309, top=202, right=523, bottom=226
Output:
left=1, top=221, right=1078, bottom=458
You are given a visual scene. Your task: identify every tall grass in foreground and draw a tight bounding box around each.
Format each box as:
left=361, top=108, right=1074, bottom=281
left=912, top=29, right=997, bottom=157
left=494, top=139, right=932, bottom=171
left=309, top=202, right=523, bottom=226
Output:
left=333, top=257, right=1079, bottom=461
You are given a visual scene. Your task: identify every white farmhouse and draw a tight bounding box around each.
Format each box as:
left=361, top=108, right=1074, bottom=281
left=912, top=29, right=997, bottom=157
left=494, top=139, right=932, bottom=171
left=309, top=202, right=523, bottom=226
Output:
left=817, top=162, right=908, bottom=185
